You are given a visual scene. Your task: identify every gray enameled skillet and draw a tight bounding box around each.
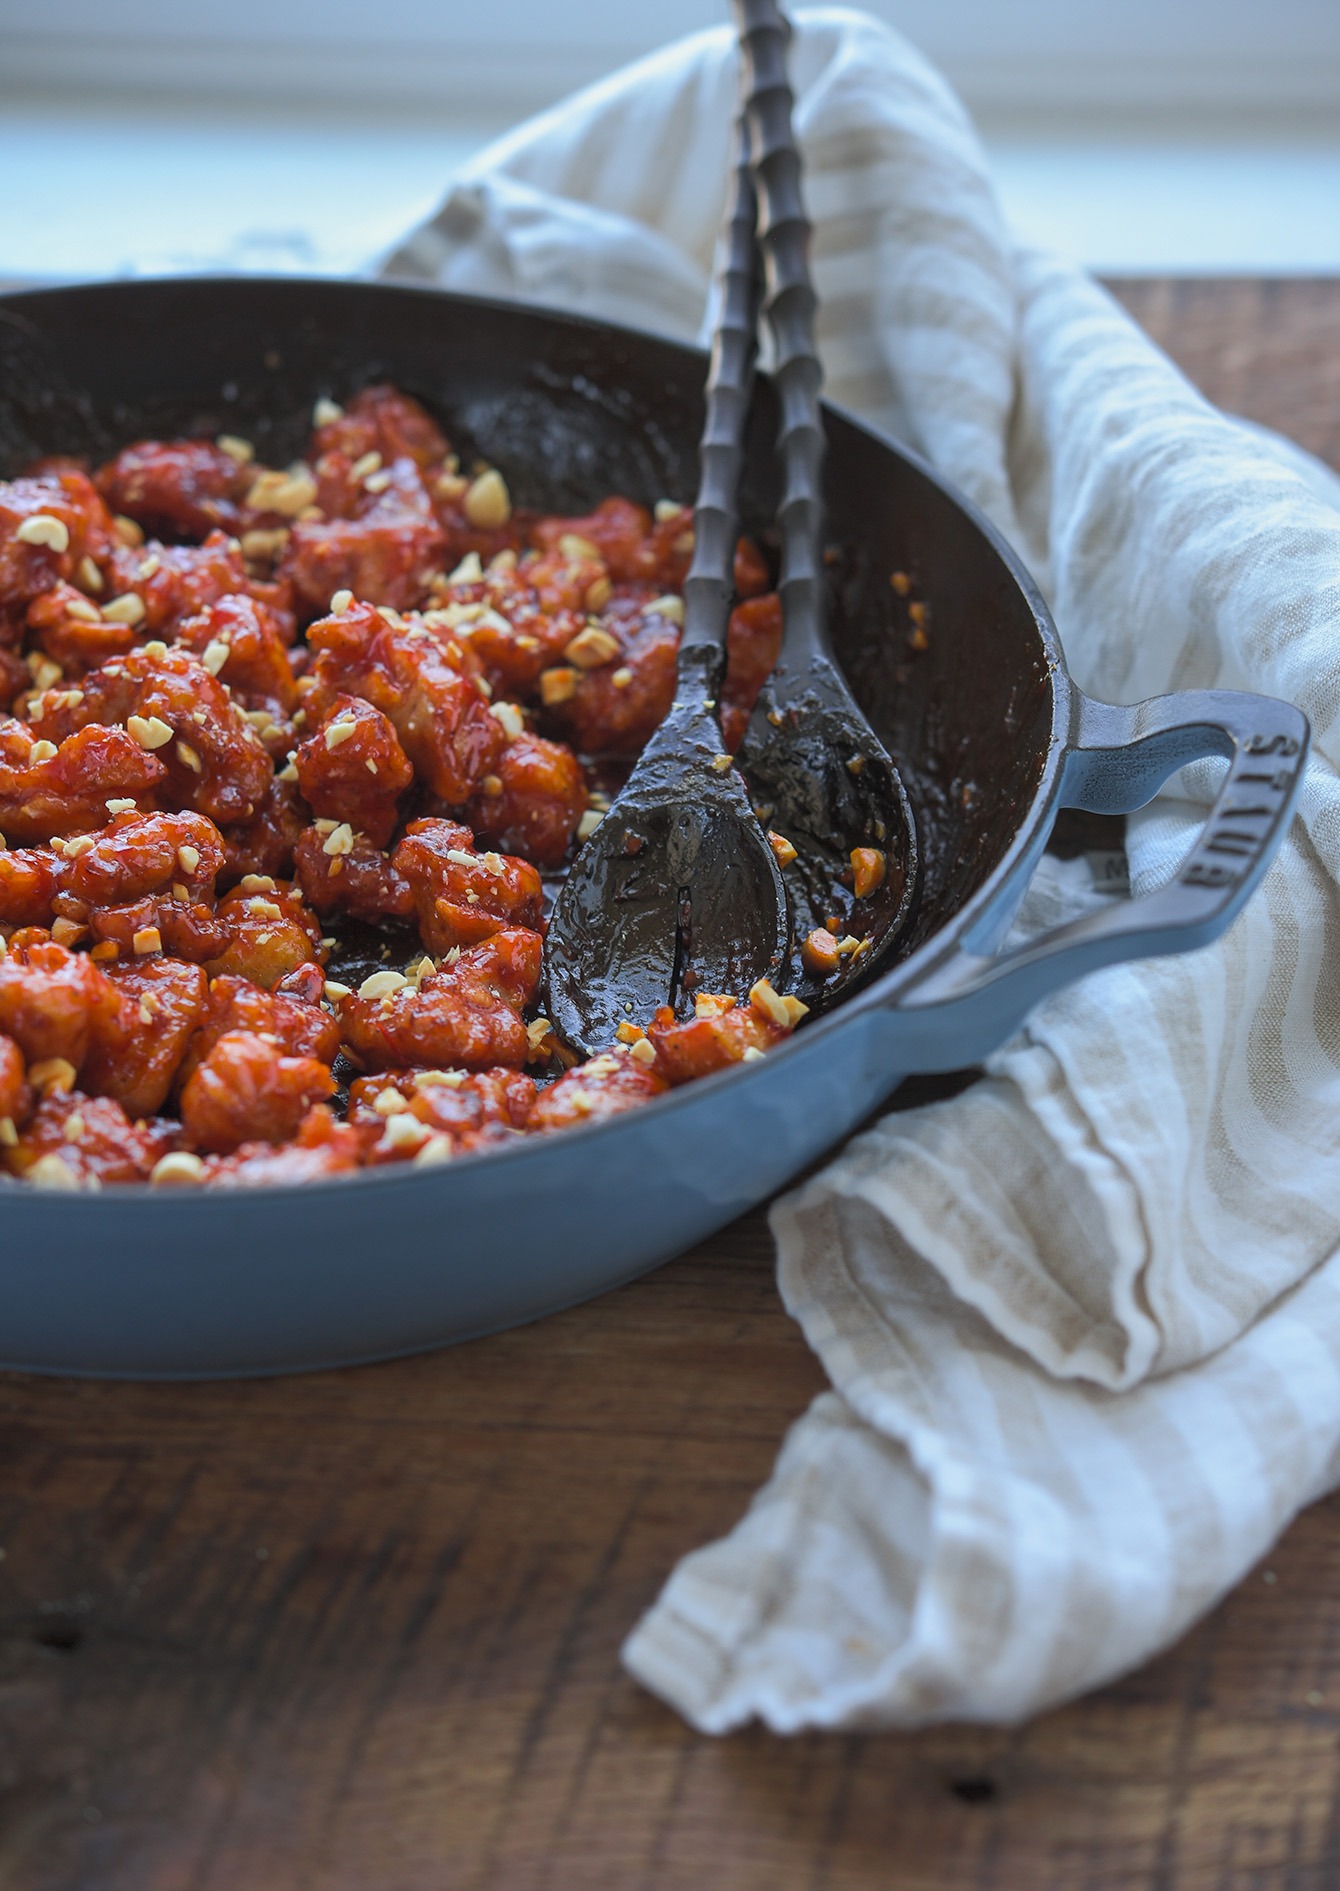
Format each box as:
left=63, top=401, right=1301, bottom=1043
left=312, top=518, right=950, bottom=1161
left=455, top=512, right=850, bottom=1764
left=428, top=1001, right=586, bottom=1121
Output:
left=0, top=276, right=1309, bottom=1378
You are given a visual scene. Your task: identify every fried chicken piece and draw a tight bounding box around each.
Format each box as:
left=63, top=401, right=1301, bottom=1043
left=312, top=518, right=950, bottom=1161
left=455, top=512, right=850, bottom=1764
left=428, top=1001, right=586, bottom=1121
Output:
left=173, top=591, right=300, bottom=714
left=100, top=532, right=295, bottom=640
left=81, top=956, right=209, bottom=1118
left=201, top=1104, right=363, bottom=1188
left=0, top=470, right=118, bottom=615
left=177, top=970, right=339, bottom=1093
left=542, top=590, right=679, bottom=756
left=4, top=1089, right=177, bottom=1187
left=348, top=1063, right=536, bottom=1164
left=464, top=731, right=585, bottom=869
left=393, top=818, right=544, bottom=955
left=0, top=723, right=165, bottom=843
left=180, top=1028, right=335, bottom=1154
left=26, top=582, right=138, bottom=677
left=61, top=809, right=225, bottom=908
left=28, top=642, right=273, bottom=828
left=280, top=459, right=446, bottom=616
left=303, top=599, right=503, bottom=802
left=646, top=989, right=792, bottom=1084
left=0, top=1033, right=31, bottom=1130
left=0, top=846, right=64, bottom=929
left=204, top=879, right=325, bottom=989
left=336, top=927, right=541, bottom=1073
left=292, top=824, right=414, bottom=924
left=721, top=592, right=783, bottom=751
left=310, top=385, right=449, bottom=472
left=294, top=694, right=413, bottom=848
left=53, top=807, right=229, bottom=964
left=530, top=496, right=695, bottom=589
left=0, top=935, right=124, bottom=1070
left=95, top=439, right=251, bottom=540
left=528, top=1049, right=668, bottom=1129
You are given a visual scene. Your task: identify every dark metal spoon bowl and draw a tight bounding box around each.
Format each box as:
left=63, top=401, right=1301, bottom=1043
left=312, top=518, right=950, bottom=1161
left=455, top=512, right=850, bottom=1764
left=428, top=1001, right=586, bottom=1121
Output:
left=543, top=120, right=791, bottom=1055
left=734, top=0, right=917, bottom=1007
left=543, top=0, right=918, bottom=1054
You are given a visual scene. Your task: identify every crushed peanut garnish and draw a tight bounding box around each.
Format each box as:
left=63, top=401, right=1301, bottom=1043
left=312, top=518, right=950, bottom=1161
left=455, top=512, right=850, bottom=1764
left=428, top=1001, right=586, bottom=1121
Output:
left=245, top=466, right=318, bottom=517
left=749, top=978, right=808, bottom=1030
left=767, top=831, right=798, bottom=867
left=381, top=1113, right=430, bottom=1152
left=28, top=1057, right=77, bottom=1096
left=540, top=667, right=578, bottom=707
left=127, top=714, right=174, bottom=751
left=323, top=715, right=358, bottom=750
left=358, top=969, right=407, bottom=1000
left=15, top=514, right=70, bottom=552
left=102, top=592, right=147, bottom=625
left=151, top=1152, right=207, bottom=1187
left=564, top=625, right=620, bottom=669
left=132, top=926, right=163, bottom=956
left=28, top=1153, right=82, bottom=1190
left=489, top=701, right=525, bottom=740
left=463, top=468, right=511, bottom=530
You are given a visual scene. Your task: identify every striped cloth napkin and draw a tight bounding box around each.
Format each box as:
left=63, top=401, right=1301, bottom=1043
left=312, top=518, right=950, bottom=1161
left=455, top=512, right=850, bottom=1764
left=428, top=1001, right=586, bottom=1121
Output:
left=382, top=7, right=1340, bottom=1732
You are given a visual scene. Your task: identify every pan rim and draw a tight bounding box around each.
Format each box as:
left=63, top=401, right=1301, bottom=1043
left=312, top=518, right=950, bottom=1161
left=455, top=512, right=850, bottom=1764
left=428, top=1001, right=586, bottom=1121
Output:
left=0, top=272, right=1071, bottom=1206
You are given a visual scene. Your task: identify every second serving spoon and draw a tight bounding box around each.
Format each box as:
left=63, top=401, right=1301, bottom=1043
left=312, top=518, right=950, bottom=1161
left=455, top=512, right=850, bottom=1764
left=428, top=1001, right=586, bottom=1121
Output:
left=543, top=0, right=918, bottom=1054
left=541, top=118, right=791, bottom=1056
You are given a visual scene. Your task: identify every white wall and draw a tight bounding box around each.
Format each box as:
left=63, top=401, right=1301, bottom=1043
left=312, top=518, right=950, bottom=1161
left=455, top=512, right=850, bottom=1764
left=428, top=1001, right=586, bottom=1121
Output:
left=4, top=0, right=1338, bottom=123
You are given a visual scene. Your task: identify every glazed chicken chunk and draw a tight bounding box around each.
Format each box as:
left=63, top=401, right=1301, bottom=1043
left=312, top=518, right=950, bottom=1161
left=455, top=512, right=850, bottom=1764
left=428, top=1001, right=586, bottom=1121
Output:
left=0, top=381, right=812, bottom=1189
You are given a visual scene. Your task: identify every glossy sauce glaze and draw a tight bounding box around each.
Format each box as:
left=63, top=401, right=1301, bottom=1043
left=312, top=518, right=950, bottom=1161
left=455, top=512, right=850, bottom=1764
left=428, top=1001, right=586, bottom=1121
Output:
left=0, top=384, right=890, bottom=1191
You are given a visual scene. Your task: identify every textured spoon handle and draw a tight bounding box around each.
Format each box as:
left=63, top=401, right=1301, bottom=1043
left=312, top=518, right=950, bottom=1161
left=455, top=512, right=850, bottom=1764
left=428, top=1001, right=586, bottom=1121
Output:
left=681, top=114, right=763, bottom=656
left=733, top=0, right=827, bottom=664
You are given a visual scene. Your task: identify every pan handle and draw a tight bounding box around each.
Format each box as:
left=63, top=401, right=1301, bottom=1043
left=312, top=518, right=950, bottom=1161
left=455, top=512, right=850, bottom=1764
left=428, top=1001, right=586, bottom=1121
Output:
left=891, top=686, right=1309, bottom=1049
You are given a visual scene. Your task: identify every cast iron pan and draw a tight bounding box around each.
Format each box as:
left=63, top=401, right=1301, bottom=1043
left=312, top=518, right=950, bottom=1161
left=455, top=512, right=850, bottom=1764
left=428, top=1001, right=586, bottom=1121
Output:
left=0, top=277, right=1310, bottom=1377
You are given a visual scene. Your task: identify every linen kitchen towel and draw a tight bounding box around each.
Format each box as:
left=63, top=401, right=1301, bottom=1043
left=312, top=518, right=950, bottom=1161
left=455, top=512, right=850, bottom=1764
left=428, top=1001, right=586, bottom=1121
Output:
left=383, top=8, right=1340, bottom=1730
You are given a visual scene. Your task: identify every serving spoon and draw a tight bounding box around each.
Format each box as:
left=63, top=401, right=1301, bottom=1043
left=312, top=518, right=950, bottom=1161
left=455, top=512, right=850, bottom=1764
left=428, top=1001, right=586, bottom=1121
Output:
left=541, top=117, right=791, bottom=1055
left=732, top=0, right=918, bottom=1006
left=542, top=0, right=918, bottom=1053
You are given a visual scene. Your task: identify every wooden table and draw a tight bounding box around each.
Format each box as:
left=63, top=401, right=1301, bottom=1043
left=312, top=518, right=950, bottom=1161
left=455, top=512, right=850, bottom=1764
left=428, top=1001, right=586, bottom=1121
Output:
left=4, top=279, right=1339, bottom=1891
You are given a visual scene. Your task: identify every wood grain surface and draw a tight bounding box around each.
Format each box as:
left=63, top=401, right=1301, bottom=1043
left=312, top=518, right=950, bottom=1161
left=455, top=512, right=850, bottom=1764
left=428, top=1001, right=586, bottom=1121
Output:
left=2, top=278, right=1338, bottom=1891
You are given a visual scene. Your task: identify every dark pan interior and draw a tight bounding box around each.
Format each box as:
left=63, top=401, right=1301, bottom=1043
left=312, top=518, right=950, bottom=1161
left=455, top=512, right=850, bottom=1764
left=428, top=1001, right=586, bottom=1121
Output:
left=0, top=277, right=1053, bottom=954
